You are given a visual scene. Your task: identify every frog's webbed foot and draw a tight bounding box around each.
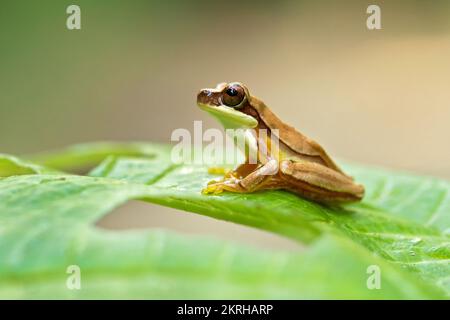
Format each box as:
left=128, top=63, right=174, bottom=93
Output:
left=203, top=166, right=243, bottom=195
left=202, top=161, right=279, bottom=195
left=202, top=178, right=246, bottom=195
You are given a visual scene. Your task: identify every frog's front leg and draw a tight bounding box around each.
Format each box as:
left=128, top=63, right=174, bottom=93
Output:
left=208, top=163, right=259, bottom=179
left=226, top=163, right=259, bottom=179
left=202, top=160, right=278, bottom=195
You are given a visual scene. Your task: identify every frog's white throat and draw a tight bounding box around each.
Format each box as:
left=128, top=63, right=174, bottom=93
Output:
left=198, top=103, right=258, bottom=129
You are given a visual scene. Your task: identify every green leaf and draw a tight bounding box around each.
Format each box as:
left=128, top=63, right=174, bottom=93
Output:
left=0, top=174, right=442, bottom=299
left=26, top=142, right=170, bottom=173
left=84, top=144, right=450, bottom=296
left=1, top=143, right=447, bottom=298
left=346, top=163, right=449, bottom=232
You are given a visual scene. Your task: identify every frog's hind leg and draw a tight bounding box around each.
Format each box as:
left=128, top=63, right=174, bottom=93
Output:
left=279, top=160, right=365, bottom=203
left=203, top=160, right=281, bottom=195
left=202, top=179, right=246, bottom=195
left=202, top=176, right=282, bottom=195
left=203, top=163, right=259, bottom=195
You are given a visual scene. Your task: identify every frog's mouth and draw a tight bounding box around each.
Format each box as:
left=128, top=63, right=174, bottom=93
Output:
left=197, top=102, right=258, bottom=129
left=197, top=86, right=258, bottom=129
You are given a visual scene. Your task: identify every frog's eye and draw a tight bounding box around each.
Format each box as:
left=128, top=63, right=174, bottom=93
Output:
left=222, top=84, right=245, bottom=108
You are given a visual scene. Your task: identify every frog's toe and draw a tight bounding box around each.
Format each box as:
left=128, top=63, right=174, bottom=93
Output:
left=202, top=184, right=224, bottom=195
left=201, top=187, right=211, bottom=195
left=206, top=179, right=220, bottom=186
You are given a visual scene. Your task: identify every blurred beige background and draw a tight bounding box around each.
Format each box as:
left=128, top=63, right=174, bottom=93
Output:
left=1, top=0, right=449, bottom=248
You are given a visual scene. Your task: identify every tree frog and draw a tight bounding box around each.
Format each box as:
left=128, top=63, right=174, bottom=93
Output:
left=197, top=82, right=364, bottom=203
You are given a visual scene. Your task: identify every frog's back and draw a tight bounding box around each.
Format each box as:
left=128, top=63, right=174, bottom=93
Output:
left=248, top=96, right=347, bottom=175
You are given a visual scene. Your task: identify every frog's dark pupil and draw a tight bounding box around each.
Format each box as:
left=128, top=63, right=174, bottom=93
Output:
left=226, top=87, right=238, bottom=96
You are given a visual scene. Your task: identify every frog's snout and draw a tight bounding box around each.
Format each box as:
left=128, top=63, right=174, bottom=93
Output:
left=201, top=89, right=211, bottom=95
left=197, top=89, right=211, bottom=100
left=197, top=89, right=220, bottom=107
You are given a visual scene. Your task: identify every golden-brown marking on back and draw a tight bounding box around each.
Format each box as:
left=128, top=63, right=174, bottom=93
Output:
left=247, top=96, right=346, bottom=174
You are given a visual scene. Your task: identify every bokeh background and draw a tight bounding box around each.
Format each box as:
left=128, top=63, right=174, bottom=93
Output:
left=1, top=0, right=449, bottom=248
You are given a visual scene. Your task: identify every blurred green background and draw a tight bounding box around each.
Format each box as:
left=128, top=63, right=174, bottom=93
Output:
left=1, top=0, right=449, bottom=246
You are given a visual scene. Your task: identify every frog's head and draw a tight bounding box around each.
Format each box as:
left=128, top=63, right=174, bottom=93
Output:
left=197, top=82, right=258, bottom=129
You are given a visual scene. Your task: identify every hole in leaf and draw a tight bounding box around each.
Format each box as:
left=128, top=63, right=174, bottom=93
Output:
left=96, top=200, right=303, bottom=251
